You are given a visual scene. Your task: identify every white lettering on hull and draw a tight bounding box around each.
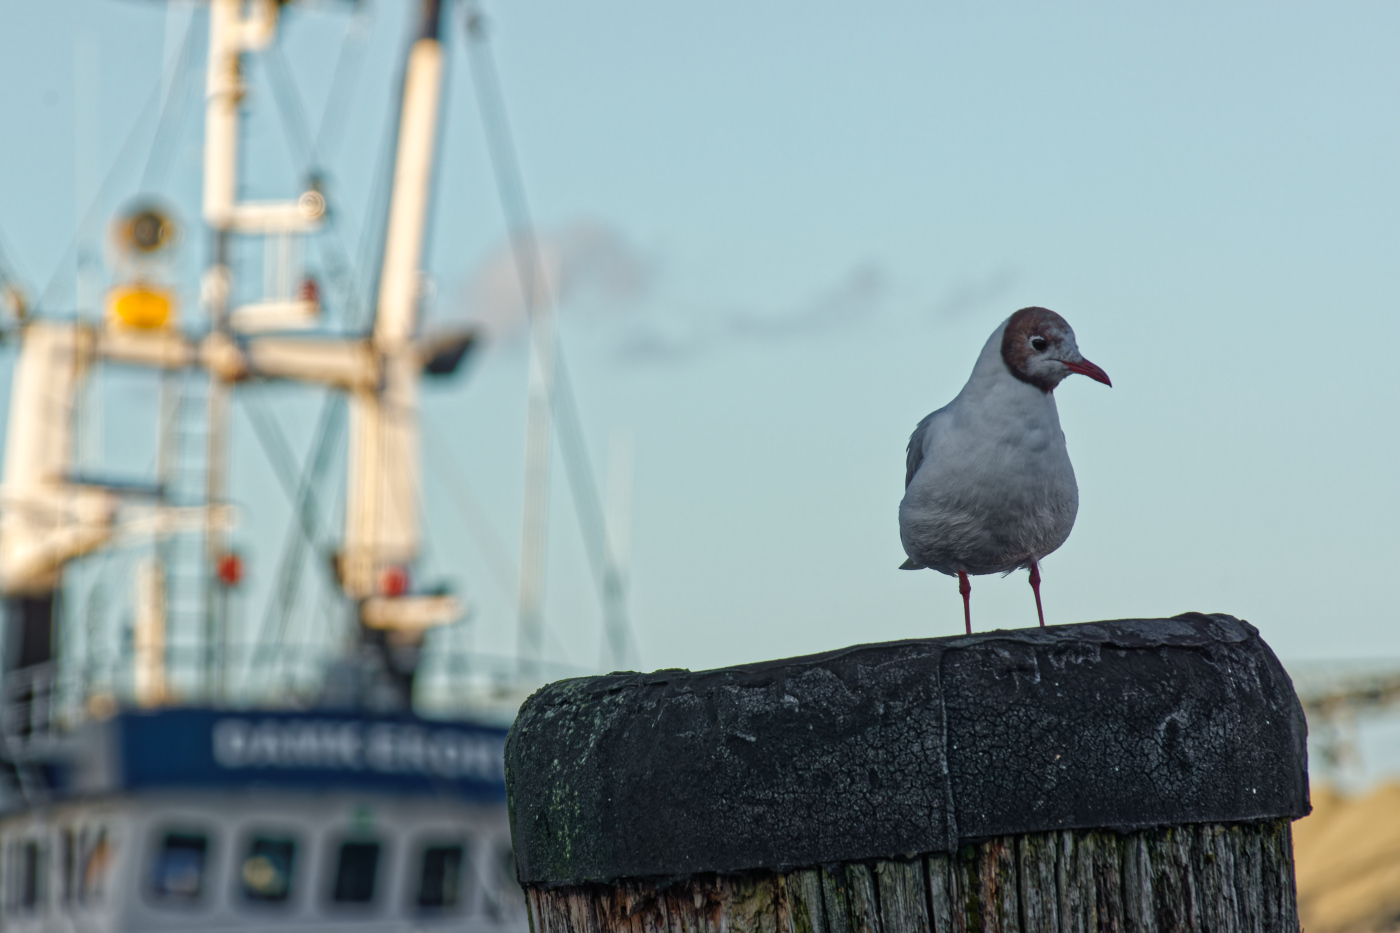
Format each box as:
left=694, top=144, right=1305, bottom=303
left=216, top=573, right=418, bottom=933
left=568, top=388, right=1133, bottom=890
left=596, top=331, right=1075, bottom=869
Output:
left=211, top=719, right=504, bottom=782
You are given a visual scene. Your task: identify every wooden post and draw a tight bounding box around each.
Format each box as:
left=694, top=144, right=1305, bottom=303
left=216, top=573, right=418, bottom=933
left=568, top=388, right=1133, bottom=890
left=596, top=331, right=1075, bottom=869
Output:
left=505, top=613, right=1310, bottom=932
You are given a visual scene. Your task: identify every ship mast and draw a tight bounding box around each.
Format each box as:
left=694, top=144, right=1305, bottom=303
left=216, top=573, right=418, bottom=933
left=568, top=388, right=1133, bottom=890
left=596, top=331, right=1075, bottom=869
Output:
left=200, top=0, right=323, bottom=700
left=0, top=0, right=468, bottom=724
left=196, top=0, right=466, bottom=707
left=344, top=0, right=444, bottom=606
left=344, top=0, right=456, bottom=702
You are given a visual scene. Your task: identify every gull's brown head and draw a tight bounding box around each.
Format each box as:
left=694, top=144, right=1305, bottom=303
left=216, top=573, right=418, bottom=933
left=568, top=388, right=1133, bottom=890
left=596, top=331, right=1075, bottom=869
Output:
left=999, top=306, right=1111, bottom=393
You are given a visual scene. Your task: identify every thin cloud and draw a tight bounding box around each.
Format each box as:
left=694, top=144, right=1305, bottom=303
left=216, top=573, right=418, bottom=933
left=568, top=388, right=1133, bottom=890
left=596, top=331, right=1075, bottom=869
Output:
left=614, top=326, right=701, bottom=365
left=457, top=219, right=654, bottom=338
left=930, top=266, right=1019, bottom=320
left=617, top=262, right=886, bottom=365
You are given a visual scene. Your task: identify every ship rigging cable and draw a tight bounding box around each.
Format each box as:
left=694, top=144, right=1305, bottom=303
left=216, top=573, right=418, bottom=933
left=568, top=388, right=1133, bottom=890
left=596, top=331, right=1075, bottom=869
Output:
left=314, top=2, right=375, bottom=169
left=265, top=407, right=347, bottom=692
left=462, top=3, right=637, bottom=671
left=235, top=388, right=353, bottom=695
left=246, top=11, right=477, bottom=690
left=254, top=6, right=583, bottom=654
left=264, top=45, right=319, bottom=175
left=140, top=11, right=201, bottom=192
left=246, top=11, right=395, bottom=683
left=35, top=12, right=198, bottom=315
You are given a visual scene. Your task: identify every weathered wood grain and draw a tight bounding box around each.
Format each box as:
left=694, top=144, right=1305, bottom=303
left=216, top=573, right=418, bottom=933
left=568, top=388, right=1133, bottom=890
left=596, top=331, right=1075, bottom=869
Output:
left=781, top=870, right=826, bottom=933
left=950, top=846, right=981, bottom=933
left=845, top=864, right=881, bottom=933
left=636, top=882, right=672, bottom=933
left=983, top=838, right=1020, bottom=933
left=1057, top=830, right=1096, bottom=933
left=1091, top=831, right=1126, bottom=933
left=527, top=887, right=547, bottom=933
left=876, top=859, right=929, bottom=933
left=1236, top=826, right=1265, bottom=933
left=1197, top=825, right=1240, bottom=932
left=724, top=873, right=779, bottom=933
left=1016, top=832, right=1058, bottom=933
left=592, top=882, right=626, bottom=933
left=821, top=865, right=855, bottom=933
left=595, top=881, right=628, bottom=933
left=926, top=854, right=956, bottom=933
left=533, top=885, right=574, bottom=933
left=524, top=820, right=1299, bottom=933
left=1260, top=821, right=1298, bottom=933
left=673, top=876, right=724, bottom=933
left=1119, top=833, right=1151, bottom=932
left=1144, top=827, right=1196, bottom=933
left=565, top=886, right=606, bottom=933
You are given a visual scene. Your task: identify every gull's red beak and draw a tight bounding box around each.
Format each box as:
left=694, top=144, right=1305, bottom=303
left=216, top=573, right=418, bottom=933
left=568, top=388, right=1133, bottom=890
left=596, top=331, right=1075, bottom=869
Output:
left=1063, top=358, right=1112, bottom=387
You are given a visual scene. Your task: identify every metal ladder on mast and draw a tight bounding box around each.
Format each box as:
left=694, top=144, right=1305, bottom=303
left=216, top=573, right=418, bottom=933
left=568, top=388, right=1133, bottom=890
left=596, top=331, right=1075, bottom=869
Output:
left=158, top=367, right=217, bottom=701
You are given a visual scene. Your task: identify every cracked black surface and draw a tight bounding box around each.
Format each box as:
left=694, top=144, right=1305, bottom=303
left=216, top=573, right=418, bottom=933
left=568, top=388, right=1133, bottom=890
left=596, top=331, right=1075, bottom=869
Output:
left=505, top=613, right=1309, bottom=886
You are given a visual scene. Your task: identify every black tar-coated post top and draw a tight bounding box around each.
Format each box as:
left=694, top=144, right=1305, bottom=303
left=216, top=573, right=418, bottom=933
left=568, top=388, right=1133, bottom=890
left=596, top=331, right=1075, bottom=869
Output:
left=506, top=614, right=1310, bottom=887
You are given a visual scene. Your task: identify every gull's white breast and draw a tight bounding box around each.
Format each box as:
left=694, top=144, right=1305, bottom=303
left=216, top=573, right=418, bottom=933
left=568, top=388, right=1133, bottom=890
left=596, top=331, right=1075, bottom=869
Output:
left=898, top=329, right=1080, bottom=576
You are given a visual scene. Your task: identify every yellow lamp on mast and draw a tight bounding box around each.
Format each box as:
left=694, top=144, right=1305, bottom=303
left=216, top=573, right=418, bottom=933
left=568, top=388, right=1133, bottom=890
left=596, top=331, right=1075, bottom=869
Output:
left=106, top=202, right=180, bottom=330
left=107, top=283, right=175, bottom=330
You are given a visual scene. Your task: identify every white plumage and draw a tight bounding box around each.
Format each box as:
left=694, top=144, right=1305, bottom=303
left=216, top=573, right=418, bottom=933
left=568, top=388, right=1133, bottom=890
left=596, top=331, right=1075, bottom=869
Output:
left=899, top=307, right=1110, bottom=631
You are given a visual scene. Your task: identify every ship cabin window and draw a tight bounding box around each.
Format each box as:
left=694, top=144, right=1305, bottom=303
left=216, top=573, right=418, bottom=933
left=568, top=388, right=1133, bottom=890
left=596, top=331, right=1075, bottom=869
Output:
left=240, top=836, right=296, bottom=904
left=330, top=840, right=381, bottom=905
left=150, top=831, right=209, bottom=903
left=19, top=839, right=40, bottom=911
left=58, top=828, right=74, bottom=905
left=416, top=843, right=467, bottom=910
left=5, top=838, right=43, bottom=913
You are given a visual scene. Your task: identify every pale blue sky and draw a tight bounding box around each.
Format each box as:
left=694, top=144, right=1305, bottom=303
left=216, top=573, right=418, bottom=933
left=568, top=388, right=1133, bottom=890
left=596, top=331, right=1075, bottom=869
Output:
left=1, top=1, right=1398, bottom=686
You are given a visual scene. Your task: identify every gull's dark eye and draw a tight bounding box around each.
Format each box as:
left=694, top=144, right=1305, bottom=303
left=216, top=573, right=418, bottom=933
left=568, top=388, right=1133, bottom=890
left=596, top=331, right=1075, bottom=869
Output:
left=1030, top=336, right=1048, bottom=352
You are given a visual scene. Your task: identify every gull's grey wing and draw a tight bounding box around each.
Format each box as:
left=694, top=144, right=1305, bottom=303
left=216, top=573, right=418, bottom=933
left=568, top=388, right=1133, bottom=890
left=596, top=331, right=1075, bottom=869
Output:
left=905, top=409, right=942, bottom=488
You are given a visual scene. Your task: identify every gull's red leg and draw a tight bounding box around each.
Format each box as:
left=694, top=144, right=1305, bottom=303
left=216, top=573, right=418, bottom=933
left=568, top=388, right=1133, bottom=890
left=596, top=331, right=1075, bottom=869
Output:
left=1028, top=559, right=1045, bottom=627
left=958, top=570, right=972, bottom=635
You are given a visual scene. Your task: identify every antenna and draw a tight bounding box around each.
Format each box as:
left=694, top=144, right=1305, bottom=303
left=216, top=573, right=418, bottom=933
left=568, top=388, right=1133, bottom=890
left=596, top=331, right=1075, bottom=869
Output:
left=516, top=260, right=556, bottom=685
left=602, top=429, right=634, bottom=671
left=464, top=3, right=635, bottom=684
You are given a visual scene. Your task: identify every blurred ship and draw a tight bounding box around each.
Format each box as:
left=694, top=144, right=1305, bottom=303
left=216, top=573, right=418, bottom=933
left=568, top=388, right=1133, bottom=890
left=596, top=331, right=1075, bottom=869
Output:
left=0, top=1, right=603, bottom=930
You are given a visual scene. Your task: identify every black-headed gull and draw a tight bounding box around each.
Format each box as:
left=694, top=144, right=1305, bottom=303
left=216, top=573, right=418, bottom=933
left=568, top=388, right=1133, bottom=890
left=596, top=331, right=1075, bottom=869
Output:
left=899, top=307, right=1110, bottom=633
